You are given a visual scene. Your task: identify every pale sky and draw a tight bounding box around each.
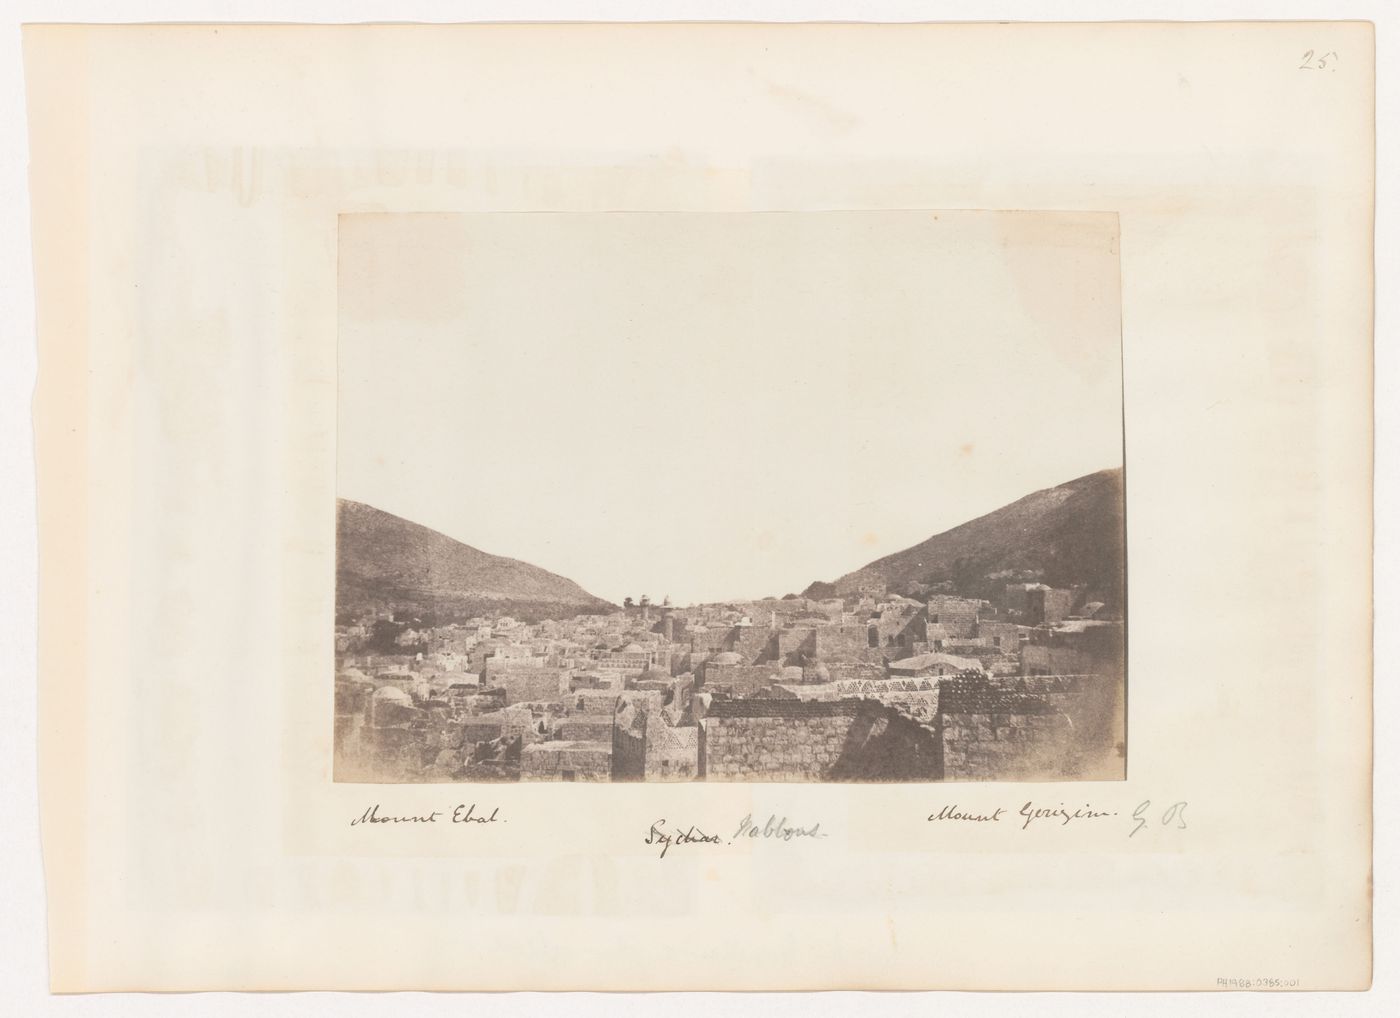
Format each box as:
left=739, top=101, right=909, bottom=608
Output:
left=338, top=211, right=1122, bottom=605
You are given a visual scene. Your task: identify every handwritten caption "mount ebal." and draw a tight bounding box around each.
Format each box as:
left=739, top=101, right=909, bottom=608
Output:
left=646, top=814, right=826, bottom=859
left=928, top=800, right=1188, bottom=837
left=349, top=803, right=503, bottom=827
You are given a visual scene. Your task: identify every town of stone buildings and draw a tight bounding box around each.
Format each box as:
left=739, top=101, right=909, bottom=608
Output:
left=333, top=571, right=1126, bottom=784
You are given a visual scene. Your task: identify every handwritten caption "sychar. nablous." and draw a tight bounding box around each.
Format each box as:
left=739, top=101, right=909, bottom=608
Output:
left=645, top=814, right=826, bottom=859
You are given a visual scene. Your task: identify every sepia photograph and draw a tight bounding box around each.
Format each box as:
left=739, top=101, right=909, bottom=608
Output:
left=334, top=210, right=1127, bottom=784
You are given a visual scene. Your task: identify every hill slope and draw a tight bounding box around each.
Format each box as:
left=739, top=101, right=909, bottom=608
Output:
left=337, top=499, right=614, bottom=621
left=811, top=468, right=1125, bottom=608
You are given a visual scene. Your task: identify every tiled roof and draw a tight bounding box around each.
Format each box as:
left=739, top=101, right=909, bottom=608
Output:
left=939, top=689, right=1058, bottom=716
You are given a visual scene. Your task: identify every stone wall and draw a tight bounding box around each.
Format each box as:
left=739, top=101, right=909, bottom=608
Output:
left=701, top=711, right=853, bottom=781
left=685, top=625, right=777, bottom=662
left=487, top=665, right=570, bottom=705
left=812, top=624, right=874, bottom=663
left=568, top=688, right=664, bottom=716
left=573, top=689, right=623, bottom=714
left=776, top=626, right=817, bottom=661
left=612, top=720, right=646, bottom=780
left=940, top=710, right=1075, bottom=781
left=666, top=673, right=697, bottom=722
left=554, top=714, right=615, bottom=742
left=701, top=662, right=787, bottom=697
left=926, top=596, right=980, bottom=638
left=1021, top=643, right=1095, bottom=676
left=731, top=627, right=778, bottom=663
left=699, top=700, right=941, bottom=781
left=976, top=622, right=1023, bottom=654
left=1026, top=587, right=1074, bottom=625
left=689, top=628, right=730, bottom=654
left=466, top=705, right=540, bottom=743
left=461, top=716, right=506, bottom=744
left=520, top=741, right=613, bottom=781
left=825, top=660, right=888, bottom=684
left=988, top=673, right=1123, bottom=766
left=875, top=610, right=924, bottom=649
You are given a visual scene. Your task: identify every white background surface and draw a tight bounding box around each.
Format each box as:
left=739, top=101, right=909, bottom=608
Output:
left=1, top=1, right=1393, bottom=1014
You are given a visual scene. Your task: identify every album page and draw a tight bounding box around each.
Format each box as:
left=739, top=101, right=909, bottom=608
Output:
left=26, top=21, right=1373, bottom=991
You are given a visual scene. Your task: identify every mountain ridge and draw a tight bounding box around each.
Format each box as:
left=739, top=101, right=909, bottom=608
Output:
left=804, top=467, right=1125, bottom=608
left=337, top=499, right=614, bottom=621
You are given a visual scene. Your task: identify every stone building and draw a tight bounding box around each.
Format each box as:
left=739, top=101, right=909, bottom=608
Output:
left=888, top=652, right=983, bottom=678
left=700, top=656, right=788, bottom=698
left=873, top=606, right=925, bottom=650
left=1002, top=582, right=1046, bottom=614
left=1025, top=587, right=1074, bottom=626
left=591, top=642, right=670, bottom=674
left=1021, top=642, right=1095, bottom=676
left=484, top=664, right=570, bottom=705
left=975, top=621, right=1025, bottom=655
left=854, top=579, right=888, bottom=600
left=776, top=626, right=818, bottom=661
left=460, top=715, right=507, bottom=745
left=925, top=595, right=981, bottom=638
left=463, top=704, right=540, bottom=744
left=553, top=714, right=615, bottom=742
left=812, top=623, right=878, bottom=663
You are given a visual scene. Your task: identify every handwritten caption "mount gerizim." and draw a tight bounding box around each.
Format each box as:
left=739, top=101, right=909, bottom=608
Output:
left=929, top=799, right=1188, bottom=836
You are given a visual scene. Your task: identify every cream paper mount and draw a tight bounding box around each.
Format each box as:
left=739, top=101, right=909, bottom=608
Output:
left=26, top=22, right=1372, bottom=992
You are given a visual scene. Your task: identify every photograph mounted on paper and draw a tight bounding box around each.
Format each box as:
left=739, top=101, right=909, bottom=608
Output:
left=333, top=210, right=1126, bottom=784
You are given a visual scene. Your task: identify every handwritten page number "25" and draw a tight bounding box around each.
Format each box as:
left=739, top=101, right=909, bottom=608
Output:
left=1299, top=50, right=1338, bottom=71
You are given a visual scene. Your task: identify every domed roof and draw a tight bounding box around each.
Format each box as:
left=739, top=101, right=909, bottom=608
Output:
left=372, top=685, right=412, bottom=704
left=622, top=642, right=645, bottom=654
left=712, top=651, right=742, bottom=665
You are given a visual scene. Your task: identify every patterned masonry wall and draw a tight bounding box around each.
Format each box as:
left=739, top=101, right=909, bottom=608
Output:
left=644, top=714, right=700, bottom=780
